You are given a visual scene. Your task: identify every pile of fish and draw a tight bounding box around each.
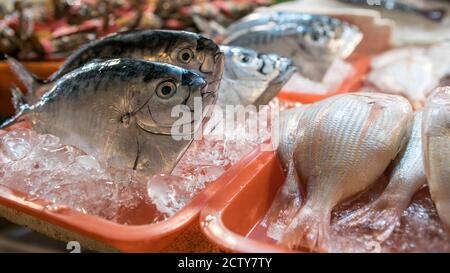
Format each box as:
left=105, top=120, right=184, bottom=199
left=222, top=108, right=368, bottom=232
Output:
left=0, top=0, right=272, bottom=60
left=0, top=18, right=301, bottom=221
left=263, top=87, right=450, bottom=252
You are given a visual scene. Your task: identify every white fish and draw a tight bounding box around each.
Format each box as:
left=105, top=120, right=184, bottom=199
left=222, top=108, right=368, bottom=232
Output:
left=337, top=111, right=426, bottom=242
left=368, top=52, right=437, bottom=109
left=278, top=93, right=413, bottom=251
left=422, top=87, right=450, bottom=230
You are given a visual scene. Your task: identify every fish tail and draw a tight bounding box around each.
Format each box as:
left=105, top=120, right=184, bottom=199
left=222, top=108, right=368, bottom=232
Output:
left=5, top=54, right=45, bottom=102
left=0, top=86, right=31, bottom=129
left=280, top=205, right=331, bottom=252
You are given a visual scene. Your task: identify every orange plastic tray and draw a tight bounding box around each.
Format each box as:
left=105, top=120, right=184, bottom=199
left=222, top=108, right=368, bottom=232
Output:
left=278, top=55, right=371, bottom=104
left=0, top=61, right=63, bottom=117
left=199, top=150, right=298, bottom=253
left=0, top=121, right=267, bottom=252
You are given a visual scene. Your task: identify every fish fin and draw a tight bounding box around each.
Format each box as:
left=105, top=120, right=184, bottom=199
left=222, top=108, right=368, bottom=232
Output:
left=11, top=84, right=28, bottom=113
left=280, top=205, right=331, bottom=252
left=336, top=197, right=402, bottom=242
left=5, top=54, right=45, bottom=101
left=0, top=86, right=31, bottom=130
left=264, top=164, right=303, bottom=241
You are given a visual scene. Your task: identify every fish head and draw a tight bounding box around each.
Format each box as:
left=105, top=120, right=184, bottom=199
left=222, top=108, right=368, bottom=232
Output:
left=135, top=63, right=208, bottom=137
left=298, top=17, right=362, bottom=60
left=291, top=17, right=362, bottom=81
left=220, top=45, right=296, bottom=106
left=146, top=31, right=224, bottom=97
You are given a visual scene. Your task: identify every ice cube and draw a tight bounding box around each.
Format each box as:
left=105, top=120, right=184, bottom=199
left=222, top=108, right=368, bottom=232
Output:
left=147, top=174, right=191, bottom=216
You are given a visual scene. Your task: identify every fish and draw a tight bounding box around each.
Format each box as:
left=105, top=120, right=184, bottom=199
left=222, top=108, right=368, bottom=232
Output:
left=422, top=86, right=450, bottom=230
left=221, top=12, right=363, bottom=81
left=6, top=29, right=224, bottom=105
left=216, top=45, right=296, bottom=107
left=367, top=48, right=437, bottom=110
left=367, top=43, right=450, bottom=110
left=278, top=93, right=412, bottom=251
left=337, top=0, right=446, bottom=22
left=1, top=59, right=211, bottom=177
left=337, top=110, right=426, bottom=242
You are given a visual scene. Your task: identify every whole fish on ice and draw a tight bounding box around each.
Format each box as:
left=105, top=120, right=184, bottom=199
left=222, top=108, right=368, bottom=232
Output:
left=221, top=12, right=362, bottom=81
left=1, top=59, right=211, bottom=177
left=338, top=110, right=426, bottom=241
left=422, top=87, right=450, bottom=230
left=7, top=29, right=225, bottom=104
left=275, top=93, right=412, bottom=251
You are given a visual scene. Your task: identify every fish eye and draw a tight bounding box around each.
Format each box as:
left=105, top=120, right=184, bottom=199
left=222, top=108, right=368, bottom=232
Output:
left=178, top=48, right=194, bottom=64
left=240, top=55, right=251, bottom=63
left=156, top=81, right=177, bottom=99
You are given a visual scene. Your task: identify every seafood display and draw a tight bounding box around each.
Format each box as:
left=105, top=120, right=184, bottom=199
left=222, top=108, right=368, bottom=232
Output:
left=222, top=12, right=363, bottom=81
left=275, top=93, right=413, bottom=251
left=0, top=0, right=449, bottom=254
left=0, top=0, right=272, bottom=61
left=422, top=87, right=450, bottom=229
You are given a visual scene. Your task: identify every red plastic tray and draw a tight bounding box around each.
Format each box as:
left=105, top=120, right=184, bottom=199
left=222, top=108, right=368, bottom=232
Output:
left=278, top=55, right=371, bottom=104
left=199, top=150, right=297, bottom=252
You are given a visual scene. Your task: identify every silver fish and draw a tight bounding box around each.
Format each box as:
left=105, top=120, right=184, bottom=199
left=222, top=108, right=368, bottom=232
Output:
left=422, top=87, right=450, bottom=230
left=217, top=45, right=296, bottom=107
left=1, top=59, right=210, bottom=177
left=338, top=110, right=426, bottom=242
left=7, top=29, right=225, bottom=105
left=222, top=12, right=363, bottom=81
left=338, top=0, right=446, bottom=22
left=277, top=93, right=412, bottom=251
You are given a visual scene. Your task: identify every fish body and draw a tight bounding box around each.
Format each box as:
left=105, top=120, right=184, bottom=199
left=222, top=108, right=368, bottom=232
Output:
left=217, top=45, right=296, bottom=108
left=7, top=29, right=224, bottom=104
left=338, top=111, right=426, bottom=241
left=2, top=59, right=211, bottom=177
left=422, top=87, right=450, bottom=229
left=222, top=12, right=362, bottom=81
left=367, top=43, right=450, bottom=110
left=279, top=92, right=412, bottom=251
left=337, top=0, right=446, bottom=22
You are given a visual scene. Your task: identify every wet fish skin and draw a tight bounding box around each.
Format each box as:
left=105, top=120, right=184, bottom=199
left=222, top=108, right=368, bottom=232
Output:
left=338, top=0, right=446, bottom=22
left=217, top=45, right=296, bottom=108
left=338, top=110, right=426, bottom=241
left=279, top=93, right=413, bottom=251
left=6, top=29, right=224, bottom=105
left=422, top=87, right=450, bottom=230
left=2, top=59, right=210, bottom=177
left=222, top=12, right=363, bottom=81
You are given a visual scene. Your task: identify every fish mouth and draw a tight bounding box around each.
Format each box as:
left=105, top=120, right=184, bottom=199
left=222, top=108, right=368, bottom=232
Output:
left=336, top=24, right=363, bottom=59
left=273, top=57, right=296, bottom=85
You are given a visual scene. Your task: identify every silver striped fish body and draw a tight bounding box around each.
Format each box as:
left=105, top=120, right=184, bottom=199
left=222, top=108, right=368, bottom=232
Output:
left=335, top=110, right=426, bottom=242
left=422, top=87, right=450, bottom=229
left=222, top=12, right=362, bottom=81
left=294, top=93, right=412, bottom=206
left=388, top=110, right=426, bottom=194
left=217, top=45, right=296, bottom=108
left=280, top=92, right=412, bottom=250
left=27, top=59, right=209, bottom=177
